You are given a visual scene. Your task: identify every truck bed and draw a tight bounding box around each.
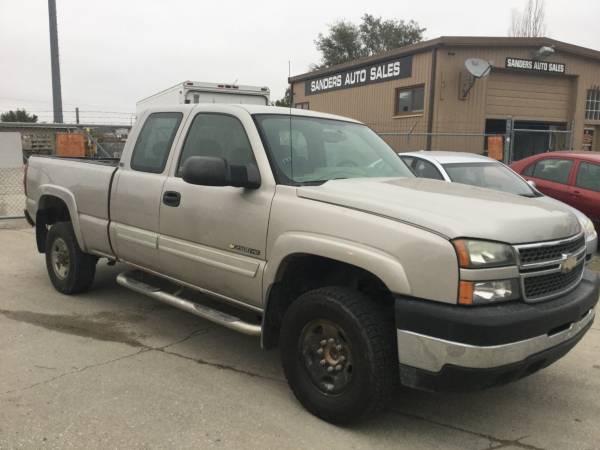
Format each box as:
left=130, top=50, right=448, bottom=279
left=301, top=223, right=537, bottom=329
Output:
left=26, top=155, right=119, bottom=257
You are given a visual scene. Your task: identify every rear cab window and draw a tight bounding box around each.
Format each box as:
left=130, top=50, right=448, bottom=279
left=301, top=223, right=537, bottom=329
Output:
left=130, top=112, right=183, bottom=173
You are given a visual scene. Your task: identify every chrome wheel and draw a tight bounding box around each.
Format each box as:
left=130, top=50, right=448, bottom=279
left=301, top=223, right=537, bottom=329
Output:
left=299, top=319, right=353, bottom=395
left=50, top=237, right=70, bottom=280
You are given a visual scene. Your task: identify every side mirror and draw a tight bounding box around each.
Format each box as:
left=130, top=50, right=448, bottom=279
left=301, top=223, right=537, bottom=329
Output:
left=182, top=156, right=260, bottom=189
left=527, top=179, right=537, bottom=189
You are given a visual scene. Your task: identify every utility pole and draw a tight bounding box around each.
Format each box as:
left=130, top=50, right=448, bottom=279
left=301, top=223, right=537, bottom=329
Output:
left=48, top=0, right=63, bottom=123
left=75, top=107, right=80, bottom=124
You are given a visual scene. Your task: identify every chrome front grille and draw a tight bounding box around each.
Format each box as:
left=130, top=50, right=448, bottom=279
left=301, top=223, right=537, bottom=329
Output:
left=523, top=263, right=585, bottom=299
left=515, top=234, right=586, bottom=302
left=518, top=235, right=585, bottom=265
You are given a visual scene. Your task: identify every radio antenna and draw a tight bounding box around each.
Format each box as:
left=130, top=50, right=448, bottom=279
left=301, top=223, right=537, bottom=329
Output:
left=289, top=60, right=293, bottom=181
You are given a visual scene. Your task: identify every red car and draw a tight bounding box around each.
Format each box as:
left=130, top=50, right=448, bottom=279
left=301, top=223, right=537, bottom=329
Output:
left=511, top=151, right=600, bottom=233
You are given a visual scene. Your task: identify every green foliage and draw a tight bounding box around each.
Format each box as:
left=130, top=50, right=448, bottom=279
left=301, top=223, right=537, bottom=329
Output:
left=274, top=87, right=292, bottom=107
left=0, top=109, right=38, bottom=123
left=314, top=14, right=425, bottom=69
left=314, top=20, right=365, bottom=68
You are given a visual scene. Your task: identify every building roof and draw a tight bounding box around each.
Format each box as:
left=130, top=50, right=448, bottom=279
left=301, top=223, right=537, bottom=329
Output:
left=289, top=36, right=600, bottom=83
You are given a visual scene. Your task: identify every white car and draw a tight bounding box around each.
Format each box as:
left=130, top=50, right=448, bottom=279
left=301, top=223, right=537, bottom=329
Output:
left=399, top=151, right=598, bottom=258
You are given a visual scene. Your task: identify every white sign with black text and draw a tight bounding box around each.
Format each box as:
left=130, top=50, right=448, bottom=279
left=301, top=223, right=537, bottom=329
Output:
left=505, top=57, right=566, bottom=74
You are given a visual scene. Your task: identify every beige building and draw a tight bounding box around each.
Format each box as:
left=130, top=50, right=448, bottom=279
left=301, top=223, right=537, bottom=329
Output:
left=289, top=36, right=600, bottom=161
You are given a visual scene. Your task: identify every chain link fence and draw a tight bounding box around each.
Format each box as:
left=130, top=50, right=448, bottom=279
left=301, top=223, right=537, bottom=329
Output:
left=0, top=122, right=130, bottom=219
left=376, top=126, right=573, bottom=164
left=0, top=167, right=25, bottom=219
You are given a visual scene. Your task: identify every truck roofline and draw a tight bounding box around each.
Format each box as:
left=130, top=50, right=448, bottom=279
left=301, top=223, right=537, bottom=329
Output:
left=136, top=103, right=364, bottom=123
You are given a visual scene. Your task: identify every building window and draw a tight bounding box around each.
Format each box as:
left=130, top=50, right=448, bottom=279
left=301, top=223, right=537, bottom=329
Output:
left=395, top=85, right=424, bottom=115
left=295, top=102, right=309, bottom=110
left=585, top=88, right=600, bottom=121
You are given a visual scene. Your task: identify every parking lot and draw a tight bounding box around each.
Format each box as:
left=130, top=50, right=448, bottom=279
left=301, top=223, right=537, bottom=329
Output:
left=0, top=219, right=599, bottom=450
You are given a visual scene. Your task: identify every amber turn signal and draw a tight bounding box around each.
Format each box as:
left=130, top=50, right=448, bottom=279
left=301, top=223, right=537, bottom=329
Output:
left=458, top=280, right=474, bottom=305
left=453, top=240, right=471, bottom=268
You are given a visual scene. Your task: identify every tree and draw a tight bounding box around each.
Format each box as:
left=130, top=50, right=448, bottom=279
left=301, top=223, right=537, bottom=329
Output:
left=0, top=109, right=38, bottom=123
left=509, top=0, right=546, bottom=37
left=314, top=14, right=425, bottom=69
left=274, top=87, right=292, bottom=107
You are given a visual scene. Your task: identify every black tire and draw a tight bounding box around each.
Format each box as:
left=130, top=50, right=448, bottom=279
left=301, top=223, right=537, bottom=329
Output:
left=280, top=287, right=397, bottom=424
left=45, top=222, right=97, bottom=294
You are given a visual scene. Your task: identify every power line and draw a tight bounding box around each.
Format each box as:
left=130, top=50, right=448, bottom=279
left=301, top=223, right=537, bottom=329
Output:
left=0, top=96, right=134, bottom=112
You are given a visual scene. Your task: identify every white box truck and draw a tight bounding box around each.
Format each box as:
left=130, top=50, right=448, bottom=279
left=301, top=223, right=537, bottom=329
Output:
left=136, top=81, right=270, bottom=115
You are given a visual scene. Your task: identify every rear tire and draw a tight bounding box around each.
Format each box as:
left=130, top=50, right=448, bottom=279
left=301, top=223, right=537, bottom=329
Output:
left=45, top=222, right=97, bottom=294
left=280, top=287, right=397, bottom=424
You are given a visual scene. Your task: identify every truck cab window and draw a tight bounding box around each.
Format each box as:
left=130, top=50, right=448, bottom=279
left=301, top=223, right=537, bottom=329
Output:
left=130, top=112, right=182, bottom=173
left=177, top=113, right=256, bottom=175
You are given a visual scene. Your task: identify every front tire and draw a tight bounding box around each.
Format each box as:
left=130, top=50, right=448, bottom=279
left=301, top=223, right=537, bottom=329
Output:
left=280, top=287, right=397, bottom=424
left=45, top=222, right=97, bottom=294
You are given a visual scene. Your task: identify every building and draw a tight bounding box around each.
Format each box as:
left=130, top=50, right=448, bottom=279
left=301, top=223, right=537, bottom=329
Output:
left=289, top=36, right=600, bottom=161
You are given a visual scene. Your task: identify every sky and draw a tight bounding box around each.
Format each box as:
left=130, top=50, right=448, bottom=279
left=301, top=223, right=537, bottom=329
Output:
left=1, top=0, right=599, bottom=125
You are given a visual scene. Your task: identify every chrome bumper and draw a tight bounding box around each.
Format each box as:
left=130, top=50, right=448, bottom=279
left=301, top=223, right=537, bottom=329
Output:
left=397, top=307, right=595, bottom=373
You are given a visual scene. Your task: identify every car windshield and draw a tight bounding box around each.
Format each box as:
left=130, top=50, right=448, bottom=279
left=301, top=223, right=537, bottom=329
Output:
left=442, top=162, right=539, bottom=197
left=254, top=114, right=413, bottom=185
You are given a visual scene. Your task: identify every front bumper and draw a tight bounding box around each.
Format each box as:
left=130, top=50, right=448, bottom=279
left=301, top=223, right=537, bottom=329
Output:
left=395, top=270, right=599, bottom=392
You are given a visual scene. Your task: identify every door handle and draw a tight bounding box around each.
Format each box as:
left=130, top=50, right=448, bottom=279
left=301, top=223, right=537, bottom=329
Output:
left=162, top=191, right=181, bottom=207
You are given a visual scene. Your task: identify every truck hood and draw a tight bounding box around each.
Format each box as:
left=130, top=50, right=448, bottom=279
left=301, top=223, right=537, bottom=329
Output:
left=297, top=177, right=581, bottom=244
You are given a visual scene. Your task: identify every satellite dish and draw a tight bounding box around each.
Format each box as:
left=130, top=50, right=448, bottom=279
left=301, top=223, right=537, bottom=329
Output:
left=532, top=45, right=555, bottom=60
left=465, top=58, right=492, bottom=78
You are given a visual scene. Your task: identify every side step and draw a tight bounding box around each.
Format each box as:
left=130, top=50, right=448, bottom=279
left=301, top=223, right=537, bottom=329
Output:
left=116, top=271, right=261, bottom=336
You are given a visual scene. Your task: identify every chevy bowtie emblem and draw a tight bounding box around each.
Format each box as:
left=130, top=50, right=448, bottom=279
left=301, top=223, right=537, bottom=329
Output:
left=560, top=254, right=578, bottom=273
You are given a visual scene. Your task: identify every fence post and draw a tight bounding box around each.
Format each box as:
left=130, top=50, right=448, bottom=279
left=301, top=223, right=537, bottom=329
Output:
left=504, top=118, right=513, bottom=164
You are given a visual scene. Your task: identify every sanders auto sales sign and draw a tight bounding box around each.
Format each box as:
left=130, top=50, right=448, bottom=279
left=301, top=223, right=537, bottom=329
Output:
left=305, top=55, right=413, bottom=95
left=505, top=57, right=566, bottom=74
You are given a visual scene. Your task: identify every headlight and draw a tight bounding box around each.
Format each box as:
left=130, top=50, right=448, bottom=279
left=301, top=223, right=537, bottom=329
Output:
left=459, top=279, right=520, bottom=305
left=453, top=239, right=516, bottom=268
left=580, top=215, right=597, bottom=241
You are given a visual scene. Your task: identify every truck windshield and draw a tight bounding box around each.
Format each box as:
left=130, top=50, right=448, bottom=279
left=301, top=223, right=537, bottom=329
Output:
left=442, top=162, right=539, bottom=197
left=254, top=114, right=413, bottom=185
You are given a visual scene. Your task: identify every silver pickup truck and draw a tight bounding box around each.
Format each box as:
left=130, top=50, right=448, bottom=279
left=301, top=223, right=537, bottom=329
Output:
left=25, top=105, right=599, bottom=424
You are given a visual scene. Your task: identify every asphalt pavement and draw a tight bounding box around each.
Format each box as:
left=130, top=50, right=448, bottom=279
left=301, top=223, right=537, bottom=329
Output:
left=1, top=220, right=599, bottom=450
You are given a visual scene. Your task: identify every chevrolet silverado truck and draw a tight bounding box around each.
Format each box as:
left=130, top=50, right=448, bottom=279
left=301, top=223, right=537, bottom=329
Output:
left=25, top=105, right=599, bottom=424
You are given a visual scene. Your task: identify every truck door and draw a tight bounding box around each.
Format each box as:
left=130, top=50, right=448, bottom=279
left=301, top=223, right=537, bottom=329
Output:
left=157, top=112, right=274, bottom=308
left=110, top=112, right=184, bottom=270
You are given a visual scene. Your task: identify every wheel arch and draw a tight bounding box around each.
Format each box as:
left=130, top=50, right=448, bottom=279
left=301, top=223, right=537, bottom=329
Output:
left=261, top=232, right=410, bottom=349
left=35, top=186, right=85, bottom=253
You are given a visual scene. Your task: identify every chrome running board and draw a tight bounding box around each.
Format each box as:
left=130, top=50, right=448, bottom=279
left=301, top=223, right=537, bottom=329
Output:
left=116, top=271, right=261, bottom=336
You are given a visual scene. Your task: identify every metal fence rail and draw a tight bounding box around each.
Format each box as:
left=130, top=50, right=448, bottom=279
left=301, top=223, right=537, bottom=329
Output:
left=376, top=128, right=573, bottom=164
